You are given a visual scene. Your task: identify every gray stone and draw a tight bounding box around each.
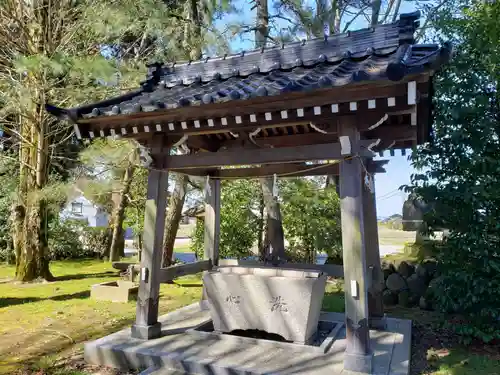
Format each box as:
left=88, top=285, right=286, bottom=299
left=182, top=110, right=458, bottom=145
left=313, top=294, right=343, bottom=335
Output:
left=131, top=322, right=162, bottom=340
left=90, top=280, right=138, bottom=303
left=203, top=266, right=327, bottom=344
left=407, top=274, right=427, bottom=298
left=382, top=263, right=396, bottom=280
left=397, top=261, right=415, bottom=278
left=419, top=296, right=433, bottom=311
left=409, top=294, right=420, bottom=307
left=140, top=366, right=186, bottom=374
left=84, top=303, right=413, bottom=375
left=386, top=273, right=407, bottom=292
left=424, top=275, right=443, bottom=304
left=344, top=352, right=373, bottom=373
left=398, top=290, right=411, bottom=307
left=422, top=260, right=438, bottom=278
left=415, top=264, right=429, bottom=282
left=383, top=289, right=398, bottom=306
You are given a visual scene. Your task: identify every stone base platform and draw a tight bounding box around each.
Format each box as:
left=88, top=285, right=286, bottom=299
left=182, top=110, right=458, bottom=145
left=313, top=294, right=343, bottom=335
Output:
left=84, top=303, right=411, bottom=375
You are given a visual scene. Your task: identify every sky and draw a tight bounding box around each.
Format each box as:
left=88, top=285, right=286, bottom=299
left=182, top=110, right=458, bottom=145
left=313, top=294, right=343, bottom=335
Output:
left=214, top=0, right=420, bottom=218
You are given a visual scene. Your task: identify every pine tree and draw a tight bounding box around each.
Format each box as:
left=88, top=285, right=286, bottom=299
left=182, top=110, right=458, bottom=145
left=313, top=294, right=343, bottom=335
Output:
left=0, top=0, right=121, bottom=281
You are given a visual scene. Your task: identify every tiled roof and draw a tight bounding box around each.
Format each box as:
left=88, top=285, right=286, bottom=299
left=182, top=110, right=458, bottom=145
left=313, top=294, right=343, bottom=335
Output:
left=46, top=11, right=451, bottom=121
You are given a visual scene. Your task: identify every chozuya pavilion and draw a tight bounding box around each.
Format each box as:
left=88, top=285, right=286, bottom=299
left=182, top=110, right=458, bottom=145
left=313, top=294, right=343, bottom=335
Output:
left=47, top=11, right=450, bottom=375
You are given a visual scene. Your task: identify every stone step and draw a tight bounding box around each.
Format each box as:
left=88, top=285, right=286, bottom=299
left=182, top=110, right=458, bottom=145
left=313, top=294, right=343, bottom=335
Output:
left=139, top=366, right=188, bottom=375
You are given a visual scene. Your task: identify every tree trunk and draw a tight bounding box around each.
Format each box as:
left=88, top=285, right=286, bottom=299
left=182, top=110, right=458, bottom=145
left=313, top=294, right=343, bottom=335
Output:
left=162, top=173, right=188, bottom=267
left=255, top=0, right=286, bottom=265
left=15, top=199, right=53, bottom=281
left=137, top=233, right=143, bottom=260
left=157, top=0, right=201, bottom=267
left=14, top=117, right=53, bottom=282
left=255, top=0, right=269, bottom=48
left=325, top=175, right=340, bottom=195
left=11, top=204, right=24, bottom=271
left=371, top=0, right=382, bottom=26
left=330, top=0, right=341, bottom=34
left=260, top=177, right=286, bottom=265
left=257, top=194, right=267, bottom=260
left=109, top=163, right=135, bottom=261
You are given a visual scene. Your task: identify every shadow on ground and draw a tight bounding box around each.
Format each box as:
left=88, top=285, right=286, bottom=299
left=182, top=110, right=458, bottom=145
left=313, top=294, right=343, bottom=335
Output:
left=0, top=291, right=91, bottom=308
left=55, top=271, right=117, bottom=281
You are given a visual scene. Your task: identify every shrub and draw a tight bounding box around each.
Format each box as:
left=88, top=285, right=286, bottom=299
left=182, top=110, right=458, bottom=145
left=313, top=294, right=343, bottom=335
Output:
left=48, top=219, right=111, bottom=260
left=80, top=225, right=111, bottom=257
left=434, top=234, right=500, bottom=343
left=280, top=178, right=342, bottom=263
left=48, top=219, right=93, bottom=260
left=0, top=245, right=14, bottom=264
left=191, top=180, right=259, bottom=260
left=191, top=219, right=204, bottom=260
left=403, top=1, right=500, bottom=343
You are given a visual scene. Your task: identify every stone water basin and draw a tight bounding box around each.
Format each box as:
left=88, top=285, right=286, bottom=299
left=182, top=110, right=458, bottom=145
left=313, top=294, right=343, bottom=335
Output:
left=203, top=265, right=327, bottom=344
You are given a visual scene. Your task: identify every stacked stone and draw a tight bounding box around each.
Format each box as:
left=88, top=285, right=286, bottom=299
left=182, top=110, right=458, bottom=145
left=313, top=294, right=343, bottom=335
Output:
left=381, top=259, right=441, bottom=310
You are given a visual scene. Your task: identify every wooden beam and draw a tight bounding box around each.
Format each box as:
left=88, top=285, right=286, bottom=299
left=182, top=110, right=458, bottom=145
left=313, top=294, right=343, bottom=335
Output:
left=80, top=79, right=425, bottom=130
left=365, top=124, right=415, bottom=142
left=112, top=260, right=212, bottom=282
left=226, top=131, right=337, bottom=149
left=339, top=118, right=373, bottom=372
left=158, top=107, right=410, bottom=136
left=159, top=260, right=212, bottom=282
left=163, top=140, right=377, bottom=169
left=186, top=135, right=221, bottom=152
left=171, top=160, right=388, bottom=178
left=112, top=261, right=136, bottom=271
left=217, top=123, right=416, bottom=150
left=131, top=154, right=169, bottom=340
left=218, top=259, right=344, bottom=278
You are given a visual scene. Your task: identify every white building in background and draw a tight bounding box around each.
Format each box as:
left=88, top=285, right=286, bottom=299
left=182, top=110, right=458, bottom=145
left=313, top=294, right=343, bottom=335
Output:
left=60, top=194, right=109, bottom=228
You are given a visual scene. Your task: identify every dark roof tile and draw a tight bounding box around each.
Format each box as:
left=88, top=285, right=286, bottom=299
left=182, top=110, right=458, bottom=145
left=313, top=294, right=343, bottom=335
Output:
left=46, top=12, right=451, bottom=121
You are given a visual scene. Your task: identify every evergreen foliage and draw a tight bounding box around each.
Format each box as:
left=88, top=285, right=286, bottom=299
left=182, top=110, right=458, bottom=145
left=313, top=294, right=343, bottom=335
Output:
left=405, top=0, right=500, bottom=343
left=280, top=178, right=342, bottom=263
left=0, top=152, right=17, bottom=262
left=191, top=178, right=342, bottom=263
left=191, top=180, right=260, bottom=260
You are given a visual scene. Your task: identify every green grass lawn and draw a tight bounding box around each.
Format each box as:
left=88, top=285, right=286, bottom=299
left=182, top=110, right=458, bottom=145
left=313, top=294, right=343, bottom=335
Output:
left=426, top=349, right=500, bottom=375
left=0, top=260, right=498, bottom=375
left=0, top=260, right=203, bottom=374
left=173, top=241, right=192, bottom=253
left=377, top=225, right=417, bottom=247
left=176, top=223, right=195, bottom=238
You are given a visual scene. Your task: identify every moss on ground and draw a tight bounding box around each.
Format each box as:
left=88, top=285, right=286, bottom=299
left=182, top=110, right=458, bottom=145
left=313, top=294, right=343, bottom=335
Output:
left=0, top=260, right=498, bottom=375
left=0, top=260, right=202, bottom=374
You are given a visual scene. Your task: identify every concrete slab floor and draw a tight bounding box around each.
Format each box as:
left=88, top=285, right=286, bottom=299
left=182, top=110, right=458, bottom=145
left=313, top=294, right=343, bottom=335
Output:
left=85, top=303, right=411, bottom=375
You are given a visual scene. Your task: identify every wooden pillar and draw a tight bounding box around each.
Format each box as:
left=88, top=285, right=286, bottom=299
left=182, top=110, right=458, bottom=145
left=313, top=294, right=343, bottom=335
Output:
left=339, top=119, right=373, bottom=373
left=204, top=178, right=221, bottom=266
left=131, top=159, right=169, bottom=340
left=200, top=178, right=220, bottom=310
left=362, top=172, right=386, bottom=328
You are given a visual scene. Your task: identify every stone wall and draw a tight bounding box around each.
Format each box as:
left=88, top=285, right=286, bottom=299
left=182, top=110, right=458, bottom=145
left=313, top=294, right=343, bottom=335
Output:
left=381, top=259, right=441, bottom=311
